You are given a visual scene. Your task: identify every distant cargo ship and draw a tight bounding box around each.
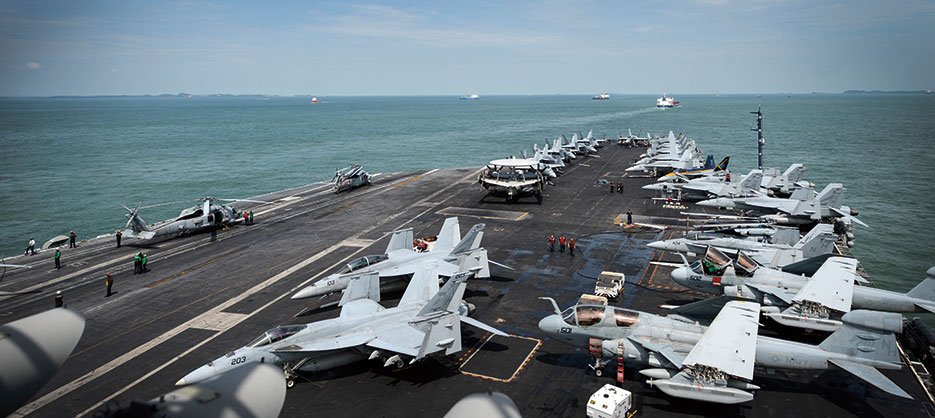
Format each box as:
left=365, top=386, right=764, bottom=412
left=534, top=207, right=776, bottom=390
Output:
left=310, top=97, right=321, bottom=103
left=656, top=93, right=679, bottom=108
left=592, top=93, right=611, bottom=100
left=460, top=93, right=480, bottom=100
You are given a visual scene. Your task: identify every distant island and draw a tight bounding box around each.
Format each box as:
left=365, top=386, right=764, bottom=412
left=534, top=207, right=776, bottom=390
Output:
left=842, top=89, right=933, bottom=94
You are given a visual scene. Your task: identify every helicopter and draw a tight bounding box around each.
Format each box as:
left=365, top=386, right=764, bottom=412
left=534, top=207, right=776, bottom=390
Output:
left=121, top=197, right=268, bottom=240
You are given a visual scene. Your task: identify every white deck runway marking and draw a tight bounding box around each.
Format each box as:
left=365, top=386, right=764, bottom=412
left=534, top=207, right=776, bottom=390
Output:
left=14, top=167, right=477, bottom=417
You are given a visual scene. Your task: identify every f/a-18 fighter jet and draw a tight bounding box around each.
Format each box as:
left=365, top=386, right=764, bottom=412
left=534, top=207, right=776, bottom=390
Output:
left=178, top=250, right=504, bottom=388
left=669, top=247, right=935, bottom=331
left=644, top=169, right=763, bottom=201
left=292, top=217, right=491, bottom=301
left=538, top=298, right=912, bottom=404
left=648, top=223, right=837, bottom=267
left=655, top=155, right=730, bottom=182
left=696, top=183, right=867, bottom=227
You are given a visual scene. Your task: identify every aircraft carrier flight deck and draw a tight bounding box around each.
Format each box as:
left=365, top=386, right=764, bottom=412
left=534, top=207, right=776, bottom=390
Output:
left=1, top=143, right=932, bottom=418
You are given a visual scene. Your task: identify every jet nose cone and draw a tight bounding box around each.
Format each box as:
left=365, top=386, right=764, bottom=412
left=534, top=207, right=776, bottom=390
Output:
left=646, top=241, right=667, bottom=250
left=177, top=363, right=217, bottom=386
left=291, top=285, right=318, bottom=300
left=671, top=267, right=691, bottom=287
left=695, top=199, right=721, bottom=208
left=538, top=315, right=561, bottom=334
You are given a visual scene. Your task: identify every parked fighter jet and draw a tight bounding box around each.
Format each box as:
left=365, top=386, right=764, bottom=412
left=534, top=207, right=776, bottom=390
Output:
left=121, top=197, right=267, bottom=240
left=1, top=309, right=85, bottom=416
left=524, top=146, right=564, bottom=178
left=647, top=223, right=837, bottom=267
left=655, top=156, right=730, bottom=182
left=645, top=169, right=763, bottom=201
left=538, top=298, right=911, bottom=404
left=696, top=183, right=867, bottom=227
left=670, top=247, right=935, bottom=331
left=332, top=164, right=371, bottom=193
left=292, top=217, right=490, bottom=300
left=179, top=251, right=504, bottom=388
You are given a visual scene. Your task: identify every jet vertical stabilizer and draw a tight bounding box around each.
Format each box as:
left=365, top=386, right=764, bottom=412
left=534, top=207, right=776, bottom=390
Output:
left=432, top=218, right=461, bottom=254
left=740, top=170, right=763, bottom=191
left=907, top=267, right=935, bottom=312
left=783, top=164, right=806, bottom=183
left=386, top=228, right=415, bottom=253
left=792, top=224, right=837, bottom=259
left=817, top=183, right=846, bottom=209
left=449, top=224, right=486, bottom=256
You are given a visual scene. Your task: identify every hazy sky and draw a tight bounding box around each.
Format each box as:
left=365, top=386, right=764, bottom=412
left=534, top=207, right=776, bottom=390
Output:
left=1, top=0, right=933, bottom=96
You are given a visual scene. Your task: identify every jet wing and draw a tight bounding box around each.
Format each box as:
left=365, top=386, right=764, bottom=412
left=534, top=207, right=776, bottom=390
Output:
left=791, top=257, right=858, bottom=313
left=273, top=327, right=376, bottom=353
left=740, top=197, right=801, bottom=215
left=365, top=323, right=426, bottom=357
left=682, top=301, right=760, bottom=380
left=339, top=272, right=381, bottom=306
left=745, top=283, right=796, bottom=305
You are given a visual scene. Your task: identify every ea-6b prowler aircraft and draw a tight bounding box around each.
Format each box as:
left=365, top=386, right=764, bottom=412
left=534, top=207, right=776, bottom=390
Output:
left=121, top=197, right=268, bottom=240
left=292, top=217, right=492, bottom=301
left=669, top=247, right=935, bottom=331
left=179, top=250, right=504, bottom=389
left=538, top=298, right=912, bottom=404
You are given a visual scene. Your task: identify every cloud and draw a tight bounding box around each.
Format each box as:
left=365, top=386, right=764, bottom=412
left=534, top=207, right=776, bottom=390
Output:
left=25, top=61, right=41, bottom=70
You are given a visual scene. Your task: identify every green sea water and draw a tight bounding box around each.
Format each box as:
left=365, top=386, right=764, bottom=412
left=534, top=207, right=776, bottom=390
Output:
left=0, top=94, right=932, bottom=293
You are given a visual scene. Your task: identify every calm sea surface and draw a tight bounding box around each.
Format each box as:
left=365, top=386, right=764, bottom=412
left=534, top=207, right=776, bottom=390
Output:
left=1, top=94, right=932, bottom=293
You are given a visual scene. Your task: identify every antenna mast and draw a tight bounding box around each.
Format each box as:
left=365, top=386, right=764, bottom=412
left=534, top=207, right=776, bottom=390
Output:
left=750, top=106, right=764, bottom=170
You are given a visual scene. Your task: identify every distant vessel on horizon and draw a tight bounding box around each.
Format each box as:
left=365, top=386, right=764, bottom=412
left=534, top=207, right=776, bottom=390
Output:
left=656, top=92, right=679, bottom=108
left=310, top=97, right=321, bottom=103
left=460, top=93, right=480, bottom=100
left=592, top=93, right=611, bottom=100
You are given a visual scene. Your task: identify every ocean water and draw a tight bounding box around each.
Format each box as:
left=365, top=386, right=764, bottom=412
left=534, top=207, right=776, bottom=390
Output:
left=1, top=94, right=932, bottom=293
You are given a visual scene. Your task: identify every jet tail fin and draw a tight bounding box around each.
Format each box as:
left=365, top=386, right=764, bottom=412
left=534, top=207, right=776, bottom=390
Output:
left=703, top=155, right=715, bottom=169
left=449, top=223, right=485, bottom=255
left=714, top=156, right=730, bottom=171
left=906, top=267, right=935, bottom=302
left=792, top=224, right=837, bottom=258
left=828, top=359, right=912, bottom=399
left=783, top=164, right=806, bottom=183
left=432, top=218, right=461, bottom=254
left=385, top=228, right=414, bottom=253
left=817, top=183, right=846, bottom=209
left=399, top=263, right=440, bottom=306
left=740, top=170, right=763, bottom=190
left=417, top=270, right=472, bottom=317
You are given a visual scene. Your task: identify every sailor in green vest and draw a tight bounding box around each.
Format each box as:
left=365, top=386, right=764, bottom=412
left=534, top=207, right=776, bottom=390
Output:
left=134, top=252, right=142, bottom=274
left=141, top=253, right=148, bottom=273
left=54, top=248, right=61, bottom=269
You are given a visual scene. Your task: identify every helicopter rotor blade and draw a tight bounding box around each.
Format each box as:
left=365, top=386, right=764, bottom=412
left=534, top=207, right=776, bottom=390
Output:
left=215, top=198, right=271, bottom=204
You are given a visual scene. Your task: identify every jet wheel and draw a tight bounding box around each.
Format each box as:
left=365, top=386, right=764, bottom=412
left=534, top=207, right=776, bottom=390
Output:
left=286, top=379, right=295, bottom=389
left=594, top=368, right=603, bottom=377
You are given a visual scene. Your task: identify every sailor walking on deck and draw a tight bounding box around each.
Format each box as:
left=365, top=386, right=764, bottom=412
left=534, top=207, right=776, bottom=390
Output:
left=115, top=229, right=122, bottom=248
left=249, top=211, right=254, bottom=225
left=626, top=209, right=633, bottom=225
left=569, top=238, right=576, bottom=257
left=559, top=235, right=566, bottom=253
left=69, top=230, right=77, bottom=248
left=105, top=273, right=113, bottom=297
left=54, top=248, right=61, bottom=269
left=549, top=234, right=555, bottom=252
left=141, top=253, right=149, bottom=273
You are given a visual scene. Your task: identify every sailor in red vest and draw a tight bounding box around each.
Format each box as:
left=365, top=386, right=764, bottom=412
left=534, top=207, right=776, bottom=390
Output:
left=549, top=234, right=555, bottom=252
left=559, top=235, right=566, bottom=253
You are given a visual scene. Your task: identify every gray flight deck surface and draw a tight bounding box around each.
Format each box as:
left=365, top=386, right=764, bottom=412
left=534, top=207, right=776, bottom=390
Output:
left=2, top=145, right=932, bottom=418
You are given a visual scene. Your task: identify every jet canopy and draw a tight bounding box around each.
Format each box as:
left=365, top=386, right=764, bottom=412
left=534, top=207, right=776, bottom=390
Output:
left=247, top=324, right=307, bottom=348
left=562, top=305, right=640, bottom=327
left=337, top=254, right=389, bottom=274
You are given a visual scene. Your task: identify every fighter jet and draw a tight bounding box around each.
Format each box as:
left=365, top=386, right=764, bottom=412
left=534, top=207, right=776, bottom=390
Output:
left=669, top=247, right=935, bottom=331
left=292, top=217, right=490, bottom=301
left=696, top=183, right=867, bottom=227
left=644, top=169, right=764, bottom=201
left=122, top=197, right=268, bottom=240
left=538, top=298, right=912, bottom=404
left=647, top=223, right=837, bottom=267
left=655, top=156, right=730, bottom=182
left=179, top=250, right=505, bottom=388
